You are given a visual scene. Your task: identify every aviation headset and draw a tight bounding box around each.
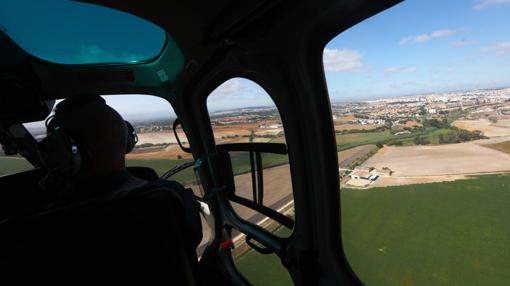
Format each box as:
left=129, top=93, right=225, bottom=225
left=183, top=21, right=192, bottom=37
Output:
left=39, top=95, right=138, bottom=175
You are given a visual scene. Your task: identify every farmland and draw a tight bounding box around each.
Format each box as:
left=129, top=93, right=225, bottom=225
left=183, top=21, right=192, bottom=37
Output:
left=126, top=152, right=289, bottom=185
left=342, top=175, right=510, bottom=286
left=0, top=157, right=33, bottom=176
left=485, top=140, right=510, bottom=155
left=235, top=227, right=294, bottom=285
left=364, top=141, right=510, bottom=177
left=235, top=174, right=510, bottom=286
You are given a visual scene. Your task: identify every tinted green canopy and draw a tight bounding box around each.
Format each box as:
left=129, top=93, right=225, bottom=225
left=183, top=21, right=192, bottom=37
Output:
left=0, top=0, right=182, bottom=67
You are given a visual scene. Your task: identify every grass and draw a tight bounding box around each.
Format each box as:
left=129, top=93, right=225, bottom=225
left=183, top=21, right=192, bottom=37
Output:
left=126, top=158, right=197, bottom=184
left=336, top=126, right=483, bottom=149
left=1, top=151, right=288, bottom=184
left=395, top=128, right=459, bottom=146
left=268, top=130, right=405, bottom=150
left=126, top=152, right=289, bottom=185
left=235, top=174, right=510, bottom=286
left=272, top=127, right=449, bottom=150
left=342, top=175, right=510, bottom=286
left=228, top=152, right=289, bottom=175
left=336, top=131, right=395, bottom=150
left=336, top=129, right=430, bottom=150
left=235, top=227, right=294, bottom=286
left=0, top=156, right=34, bottom=176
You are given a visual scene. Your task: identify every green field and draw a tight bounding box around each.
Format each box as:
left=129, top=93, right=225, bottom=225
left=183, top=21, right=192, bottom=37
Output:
left=0, top=157, right=34, bottom=176
left=127, top=152, right=289, bottom=185
left=228, top=152, right=289, bottom=175
left=335, top=126, right=483, bottom=149
left=235, top=227, right=294, bottom=285
left=1, top=152, right=289, bottom=183
left=335, top=130, right=425, bottom=150
left=235, top=174, right=510, bottom=286
left=337, top=131, right=396, bottom=150
left=395, top=128, right=461, bottom=146
left=271, top=131, right=413, bottom=150
left=343, top=175, right=510, bottom=286
left=126, top=158, right=197, bottom=184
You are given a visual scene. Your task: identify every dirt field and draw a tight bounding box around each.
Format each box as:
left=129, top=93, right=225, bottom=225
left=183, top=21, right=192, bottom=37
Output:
left=136, top=132, right=186, bottom=145
left=485, top=140, right=510, bottom=155
left=338, top=144, right=377, bottom=168
left=402, top=119, right=422, bottom=128
left=373, top=174, right=470, bottom=187
left=453, top=119, right=510, bottom=137
left=334, top=124, right=378, bottom=131
left=127, top=144, right=192, bottom=160
left=333, top=114, right=355, bottom=123
left=362, top=141, right=510, bottom=188
left=233, top=164, right=292, bottom=213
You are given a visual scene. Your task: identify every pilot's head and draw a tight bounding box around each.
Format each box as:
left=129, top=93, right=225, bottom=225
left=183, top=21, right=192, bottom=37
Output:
left=45, top=95, right=128, bottom=177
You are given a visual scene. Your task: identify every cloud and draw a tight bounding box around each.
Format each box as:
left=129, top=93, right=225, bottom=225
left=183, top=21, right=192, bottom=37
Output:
left=213, top=78, right=244, bottom=94
left=473, top=0, right=510, bottom=10
left=323, top=48, right=362, bottom=72
left=400, top=29, right=455, bottom=45
left=450, top=39, right=479, bottom=48
left=384, top=67, right=417, bottom=74
left=481, top=42, right=510, bottom=55
left=207, top=78, right=275, bottom=111
left=76, top=45, right=140, bottom=63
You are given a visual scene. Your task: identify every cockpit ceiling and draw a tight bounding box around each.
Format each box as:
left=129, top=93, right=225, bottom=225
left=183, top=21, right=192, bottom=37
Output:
left=0, top=1, right=181, bottom=66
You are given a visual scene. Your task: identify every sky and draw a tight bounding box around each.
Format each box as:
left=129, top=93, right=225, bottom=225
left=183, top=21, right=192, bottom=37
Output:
left=325, top=0, right=510, bottom=101
left=213, top=0, right=510, bottom=108
left=0, top=0, right=165, bottom=64
left=5, top=0, right=510, bottom=119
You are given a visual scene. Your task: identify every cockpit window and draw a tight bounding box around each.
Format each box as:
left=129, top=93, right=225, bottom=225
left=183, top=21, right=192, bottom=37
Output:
left=324, top=1, right=510, bottom=285
left=0, top=1, right=167, bottom=65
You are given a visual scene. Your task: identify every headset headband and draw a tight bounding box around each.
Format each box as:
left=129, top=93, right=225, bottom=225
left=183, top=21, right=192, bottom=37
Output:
left=46, top=95, right=106, bottom=131
left=55, top=95, right=106, bottom=115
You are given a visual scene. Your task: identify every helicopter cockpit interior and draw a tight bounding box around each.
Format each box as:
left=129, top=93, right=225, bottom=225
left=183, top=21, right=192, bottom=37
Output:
left=0, top=1, right=401, bottom=285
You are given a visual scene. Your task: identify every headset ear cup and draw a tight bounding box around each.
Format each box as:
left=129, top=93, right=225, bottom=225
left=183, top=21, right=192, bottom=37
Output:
left=125, top=121, right=137, bottom=154
left=39, top=130, right=83, bottom=175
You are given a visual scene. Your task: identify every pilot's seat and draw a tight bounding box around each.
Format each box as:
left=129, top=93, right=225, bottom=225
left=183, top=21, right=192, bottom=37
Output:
left=0, top=179, right=199, bottom=286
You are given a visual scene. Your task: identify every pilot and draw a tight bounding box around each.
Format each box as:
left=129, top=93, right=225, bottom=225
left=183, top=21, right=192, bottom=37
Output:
left=40, top=94, right=203, bottom=242
left=41, top=95, right=136, bottom=200
left=31, top=95, right=202, bottom=285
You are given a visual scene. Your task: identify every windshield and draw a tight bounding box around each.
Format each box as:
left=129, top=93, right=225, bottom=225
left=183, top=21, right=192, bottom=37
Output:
left=0, top=1, right=166, bottom=65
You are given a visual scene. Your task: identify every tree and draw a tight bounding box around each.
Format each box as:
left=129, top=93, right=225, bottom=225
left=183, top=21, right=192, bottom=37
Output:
left=414, top=135, right=430, bottom=145
left=472, top=130, right=484, bottom=139
left=385, top=120, right=393, bottom=130
left=488, top=116, right=498, bottom=123
left=424, top=118, right=448, bottom=129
